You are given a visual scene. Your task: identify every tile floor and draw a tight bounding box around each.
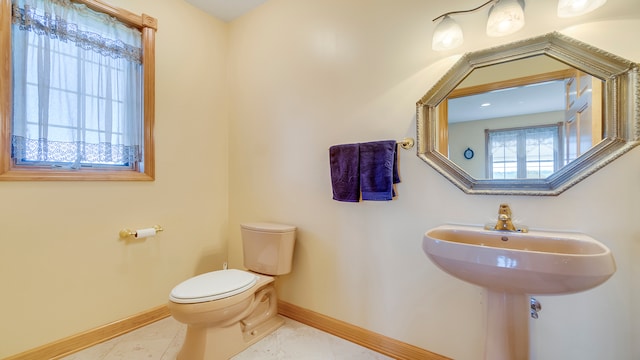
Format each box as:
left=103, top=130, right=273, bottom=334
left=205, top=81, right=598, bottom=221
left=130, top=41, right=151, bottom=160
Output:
left=60, top=316, right=393, bottom=359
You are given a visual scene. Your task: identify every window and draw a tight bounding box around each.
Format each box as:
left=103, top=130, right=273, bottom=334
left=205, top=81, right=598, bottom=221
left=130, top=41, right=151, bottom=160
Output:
left=486, top=124, right=561, bottom=179
left=0, top=0, right=157, bottom=180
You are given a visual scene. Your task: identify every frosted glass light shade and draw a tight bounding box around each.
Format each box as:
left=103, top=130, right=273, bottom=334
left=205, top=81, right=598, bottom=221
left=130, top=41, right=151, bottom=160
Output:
left=432, top=15, right=464, bottom=51
left=486, top=0, right=525, bottom=37
left=557, top=0, right=607, bottom=17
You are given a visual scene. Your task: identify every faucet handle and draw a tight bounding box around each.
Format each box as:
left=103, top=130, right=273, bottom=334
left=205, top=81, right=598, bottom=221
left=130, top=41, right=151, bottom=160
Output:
left=498, top=203, right=512, bottom=218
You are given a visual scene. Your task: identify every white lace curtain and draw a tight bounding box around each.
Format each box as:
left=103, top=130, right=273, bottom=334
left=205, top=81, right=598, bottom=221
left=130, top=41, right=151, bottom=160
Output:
left=11, top=0, right=143, bottom=168
left=487, top=125, right=559, bottom=179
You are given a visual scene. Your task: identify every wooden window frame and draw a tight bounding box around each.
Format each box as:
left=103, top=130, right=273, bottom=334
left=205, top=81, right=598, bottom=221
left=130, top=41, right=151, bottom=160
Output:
left=0, top=0, right=157, bottom=180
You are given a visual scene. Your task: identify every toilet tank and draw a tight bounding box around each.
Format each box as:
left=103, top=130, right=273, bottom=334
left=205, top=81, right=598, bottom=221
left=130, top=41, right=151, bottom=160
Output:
left=240, top=222, right=296, bottom=275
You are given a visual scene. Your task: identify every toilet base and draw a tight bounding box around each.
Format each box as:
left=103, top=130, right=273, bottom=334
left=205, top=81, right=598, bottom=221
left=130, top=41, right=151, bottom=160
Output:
left=171, top=274, right=284, bottom=360
left=177, top=314, right=285, bottom=360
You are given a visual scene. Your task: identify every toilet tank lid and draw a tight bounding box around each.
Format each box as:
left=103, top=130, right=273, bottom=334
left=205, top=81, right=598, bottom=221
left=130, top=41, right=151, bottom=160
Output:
left=241, top=222, right=296, bottom=233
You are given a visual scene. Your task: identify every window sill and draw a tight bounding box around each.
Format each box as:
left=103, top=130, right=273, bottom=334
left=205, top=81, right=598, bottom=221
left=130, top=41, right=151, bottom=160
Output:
left=0, top=167, right=154, bottom=181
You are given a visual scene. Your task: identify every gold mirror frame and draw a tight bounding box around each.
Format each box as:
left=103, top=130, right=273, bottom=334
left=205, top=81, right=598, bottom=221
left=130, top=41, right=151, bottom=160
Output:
left=416, top=32, right=640, bottom=196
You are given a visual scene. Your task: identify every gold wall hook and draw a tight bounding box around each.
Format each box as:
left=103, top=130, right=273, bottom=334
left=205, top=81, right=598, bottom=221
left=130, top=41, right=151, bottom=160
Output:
left=398, top=138, right=415, bottom=150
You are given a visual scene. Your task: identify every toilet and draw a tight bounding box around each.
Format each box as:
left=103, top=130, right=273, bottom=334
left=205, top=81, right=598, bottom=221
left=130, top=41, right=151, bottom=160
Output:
left=168, top=222, right=296, bottom=360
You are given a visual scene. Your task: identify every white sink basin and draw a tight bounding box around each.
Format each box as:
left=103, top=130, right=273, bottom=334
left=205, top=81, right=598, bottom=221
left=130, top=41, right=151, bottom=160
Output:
left=423, top=224, right=616, bottom=295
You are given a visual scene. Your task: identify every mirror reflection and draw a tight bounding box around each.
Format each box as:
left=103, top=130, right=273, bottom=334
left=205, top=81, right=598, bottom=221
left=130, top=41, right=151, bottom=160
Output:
left=416, top=32, right=639, bottom=195
left=438, top=55, right=603, bottom=180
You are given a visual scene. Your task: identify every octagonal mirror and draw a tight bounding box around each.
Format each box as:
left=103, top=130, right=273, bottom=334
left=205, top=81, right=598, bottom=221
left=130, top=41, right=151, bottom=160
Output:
left=417, top=32, right=639, bottom=195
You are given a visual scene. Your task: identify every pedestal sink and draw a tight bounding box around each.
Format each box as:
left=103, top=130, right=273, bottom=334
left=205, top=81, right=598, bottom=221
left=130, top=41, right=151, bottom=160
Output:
left=423, top=224, right=616, bottom=360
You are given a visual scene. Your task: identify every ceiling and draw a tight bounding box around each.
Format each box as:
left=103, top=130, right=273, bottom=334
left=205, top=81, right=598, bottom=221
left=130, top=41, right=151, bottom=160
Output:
left=448, top=80, right=567, bottom=123
left=183, top=0, right=637, bottom=25
left=185, top=0, right=269, bottom=22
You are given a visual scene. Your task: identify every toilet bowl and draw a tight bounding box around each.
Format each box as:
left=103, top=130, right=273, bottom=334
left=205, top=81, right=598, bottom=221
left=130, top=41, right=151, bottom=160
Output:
left=168, top=223, right=296, bottom=360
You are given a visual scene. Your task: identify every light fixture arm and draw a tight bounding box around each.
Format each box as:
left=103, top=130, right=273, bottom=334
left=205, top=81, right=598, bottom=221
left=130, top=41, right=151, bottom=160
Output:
left=432, top=0, right=604, bottom=51
left=432, top=0, right=496, bottom=22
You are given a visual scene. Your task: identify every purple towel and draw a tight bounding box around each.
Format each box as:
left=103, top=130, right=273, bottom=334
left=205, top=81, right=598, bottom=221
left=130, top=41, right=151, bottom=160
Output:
left=359, top=140, right=399, bottom=201
left=329, top=143, right=360, bottom=202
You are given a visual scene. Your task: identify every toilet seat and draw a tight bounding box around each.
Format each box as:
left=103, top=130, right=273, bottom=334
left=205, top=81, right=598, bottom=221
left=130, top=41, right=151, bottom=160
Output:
left=170, top=269, right=258, bottom=304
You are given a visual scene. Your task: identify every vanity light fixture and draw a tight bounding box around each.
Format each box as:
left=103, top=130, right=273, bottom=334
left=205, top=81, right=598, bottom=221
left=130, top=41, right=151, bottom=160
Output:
left=432, top=0, right=526, bottom=51
left=432, top=15, right=464, bottom=51
left=486, top=0, right=525, bottom=37
left=557, top=0, right=607, bottom=17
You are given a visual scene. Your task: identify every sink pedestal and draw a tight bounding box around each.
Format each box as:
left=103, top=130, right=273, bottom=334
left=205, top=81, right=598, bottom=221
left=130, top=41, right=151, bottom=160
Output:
left=485, top=291, right=529, bottom=360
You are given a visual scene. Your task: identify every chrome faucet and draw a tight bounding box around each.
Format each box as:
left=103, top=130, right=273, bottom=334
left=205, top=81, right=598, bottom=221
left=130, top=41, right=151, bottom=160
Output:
left=491, top=204, right=528, bottom=232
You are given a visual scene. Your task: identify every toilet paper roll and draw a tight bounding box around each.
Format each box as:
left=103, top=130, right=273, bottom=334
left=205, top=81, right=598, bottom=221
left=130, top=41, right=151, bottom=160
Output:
left=135, top=228, right=157, bottom=239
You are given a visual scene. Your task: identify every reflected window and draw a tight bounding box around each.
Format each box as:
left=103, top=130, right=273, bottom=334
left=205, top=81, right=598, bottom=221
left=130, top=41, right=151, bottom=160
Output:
left=486, top=124, right=561, bottom=179
left=496, top=255, right=518, bottom=269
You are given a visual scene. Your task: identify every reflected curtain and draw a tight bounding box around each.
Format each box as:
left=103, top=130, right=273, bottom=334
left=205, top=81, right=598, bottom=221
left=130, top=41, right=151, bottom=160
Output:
left=487, top=125, right=560, bottom=179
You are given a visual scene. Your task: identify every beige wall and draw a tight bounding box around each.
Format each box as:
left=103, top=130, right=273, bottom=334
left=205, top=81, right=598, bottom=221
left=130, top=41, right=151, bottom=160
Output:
left=227, top=0, right=640, bottom=359
left=0, top=0, right=230, bottom=357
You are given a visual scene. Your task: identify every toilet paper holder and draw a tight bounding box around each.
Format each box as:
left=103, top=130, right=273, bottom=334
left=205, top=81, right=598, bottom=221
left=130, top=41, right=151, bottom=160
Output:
left=119, top=225, right=164, bottom=239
